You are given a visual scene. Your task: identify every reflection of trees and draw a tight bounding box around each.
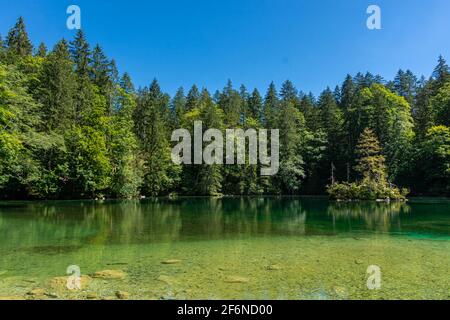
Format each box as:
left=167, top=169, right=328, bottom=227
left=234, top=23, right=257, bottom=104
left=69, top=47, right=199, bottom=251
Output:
left=327, top=201, right=410, bottom=232
left=0, top=200, right=183, bottom=248
left=0, top=199, right=417, bottom=249
left=0, top=198, right=311, bottom=251
left=178, top=197, right=307, bottom=238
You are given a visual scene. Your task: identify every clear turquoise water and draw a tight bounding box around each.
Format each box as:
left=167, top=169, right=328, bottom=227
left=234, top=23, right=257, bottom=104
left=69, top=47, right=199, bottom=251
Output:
left=0, top=197, right=448, bottom=300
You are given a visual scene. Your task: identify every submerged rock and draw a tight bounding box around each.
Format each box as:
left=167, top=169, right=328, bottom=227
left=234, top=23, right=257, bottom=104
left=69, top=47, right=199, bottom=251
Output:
left=115, top=291, right=130, bottom=300
left=27, top=288, right=48, bottom=299
left=50, top=275, right=92, bottom=291
left=27, top=288, right=46, bottom=296
left=46, top=293, right=59, bottom=299
left=86, top=293, right=98, bottom=300
left=92, top=270, right=126, bottom=280
left=224, top=276, right=249, bottom=284
left=267, top=265, right=282, bottom=271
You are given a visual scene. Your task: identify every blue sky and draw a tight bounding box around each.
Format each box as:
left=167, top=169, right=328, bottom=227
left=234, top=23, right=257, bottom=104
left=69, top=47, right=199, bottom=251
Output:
left=1, top=0, right=449, bottom=96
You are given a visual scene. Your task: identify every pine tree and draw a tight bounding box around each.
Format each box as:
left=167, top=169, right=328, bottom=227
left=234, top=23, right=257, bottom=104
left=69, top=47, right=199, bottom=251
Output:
left=36, top=42, right=47, bottom=57
left=90, top=44, right=111, bottom=90
left=341, top=75, right=357, bottom=179
left=107, top=59, right=121, bottom=112
left=430, top=81, right=450, bottom=127
left=217, top=81, right=244, bottom=193
left=120, top=73, right=135, bottom=94
left=277, top=95, right=306, bottom=194
left=134, top=80, right=179, bottom=196
left=264, top=82, right=279, bottom=128
left=242, top=89, right=264, bottom=195
left=354, top=72, right=384, bottom=89
left=69, top=30, right=94, bottom=121
left=341, top=75, right=355, bottom=110
left=414, top=57, right=449, bottom=138
left=239, top=84, right=249, bottom=124
left=70, top=30, right=91, bottom=78
left=393, top=69, right=418, bottom=106
left=432, top=55, right=450, bottom=85
left=299, top=93, right=319, bottom=131
left=415, top=79, right=434, bottom=139
left=333, top=85, right=341, bottom=105
left=218, top=80, right=242, bottom=126
left=6, top=17, right=33, bottom=57
left=280, top=80, right=298, bottom=104
left=354, top=128, right=388, bottom=186
left=198, top=89, right=224, bottom=195
left=212, top=90, right=221, bottom=104
left=186, top=85, right=200, bottom=111
left=37, top=39, right=76, bottom=131
left=171, top=87, right=186, bottom=127
left=109, top=59, right=119, bottom=84
left=318, top=88, right=344, bottom=182
left=248, top=89, right=263, bottom=122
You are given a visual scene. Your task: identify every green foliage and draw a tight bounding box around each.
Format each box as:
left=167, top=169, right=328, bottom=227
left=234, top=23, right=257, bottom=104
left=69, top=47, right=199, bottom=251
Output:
left=36, top=43, right=47, bottom=58
left=276, top=100, right=306, bottom=194
left=430, top=82, right=450, bottom=127
left=354, top=128, right=388, bottom=185
left=70, top=30, right=91, bottom=78
left=264, top=82, right=279, bottom=128
left=328, top=129, right=408, bottom=201
left=134, top=80, right=180, bottom=196
left=318, top=88, right=345, bottom=183
left=395, top=70, right=418, bottom=105
left=221, top=81, right=242, bottom=125
left=413, top=126, right=450, bottom=195
left=346, top=84, right=415, bottom=181
left=65, top=125, right=111, bottom=197
left=36, top=40, right=76, bottom=131
left=0, top=62, right=39, bottom=194
left=432, top=55, right=450, bottom=85
left=6, top=17, right=32, bottom=58
left=327, top=182, right=408, bottom=201
left=248, top=89, right=263, bottom=121
left=0, top=17, right=449, bottom=199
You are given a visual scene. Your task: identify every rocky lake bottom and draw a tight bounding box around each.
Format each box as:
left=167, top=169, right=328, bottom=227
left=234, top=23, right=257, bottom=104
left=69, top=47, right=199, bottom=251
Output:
left=0, top=198, right=449, bottom=300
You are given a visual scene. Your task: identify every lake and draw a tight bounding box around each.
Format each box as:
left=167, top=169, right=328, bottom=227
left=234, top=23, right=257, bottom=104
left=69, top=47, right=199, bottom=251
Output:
left=0, top=197, right=448, bottom=300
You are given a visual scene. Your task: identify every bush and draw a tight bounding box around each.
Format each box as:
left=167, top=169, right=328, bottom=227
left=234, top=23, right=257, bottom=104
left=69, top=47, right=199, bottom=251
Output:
left=327, top=182, right=408, bottom=201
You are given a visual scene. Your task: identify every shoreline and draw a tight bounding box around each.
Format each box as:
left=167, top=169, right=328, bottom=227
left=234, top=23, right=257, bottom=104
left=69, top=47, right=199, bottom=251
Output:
left=1, top=195, right=449, bottom=204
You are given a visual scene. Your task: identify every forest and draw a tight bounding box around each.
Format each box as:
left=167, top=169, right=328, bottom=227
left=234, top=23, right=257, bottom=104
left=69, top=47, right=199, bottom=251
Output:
left=0, top=17, right=449, bottom=200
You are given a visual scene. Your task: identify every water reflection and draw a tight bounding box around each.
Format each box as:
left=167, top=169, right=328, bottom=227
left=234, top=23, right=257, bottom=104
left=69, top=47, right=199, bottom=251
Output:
left=327, top=201, right=410, bottom=232
left=0, top=198, right=448, bottom=250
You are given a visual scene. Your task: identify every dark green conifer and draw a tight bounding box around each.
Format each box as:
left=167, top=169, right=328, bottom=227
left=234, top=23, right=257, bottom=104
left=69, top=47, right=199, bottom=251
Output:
left=6, top=17, right=33, bottom=57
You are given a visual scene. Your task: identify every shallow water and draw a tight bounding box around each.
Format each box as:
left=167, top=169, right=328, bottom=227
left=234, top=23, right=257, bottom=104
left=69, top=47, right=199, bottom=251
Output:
left=0, top=197, right=448, bottom=300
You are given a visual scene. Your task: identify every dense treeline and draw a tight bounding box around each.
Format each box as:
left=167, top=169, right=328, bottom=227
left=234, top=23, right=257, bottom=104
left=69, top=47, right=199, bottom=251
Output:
left=0, top=18, right=449, bottom=200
